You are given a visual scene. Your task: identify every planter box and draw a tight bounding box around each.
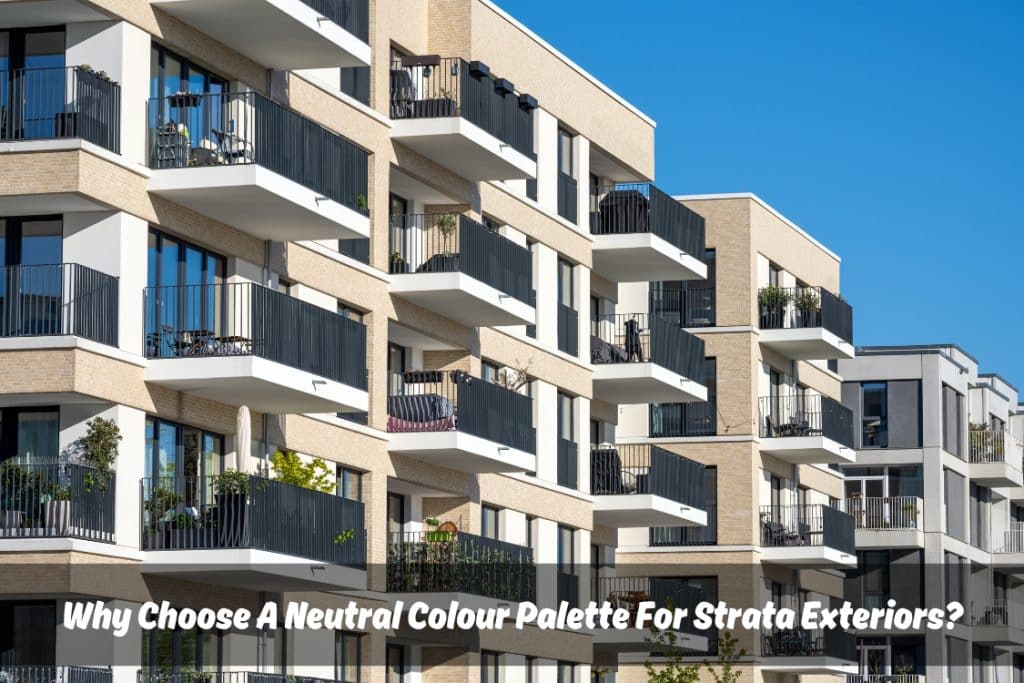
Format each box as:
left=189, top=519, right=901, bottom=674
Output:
left=43, top=500, right=70, bottom=535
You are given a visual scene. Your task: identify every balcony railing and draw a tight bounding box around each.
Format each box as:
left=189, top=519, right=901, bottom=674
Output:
left=140, top=474, right=366, bottom=568
left=387, top=530, right=534, bottom=602
left=558, top=304, right=578, bottom=355
left=847, top=676, right=925, bottom=683
left=387, top=371, right=536, bottom=453
left=148, top=91, right=369, bottom=215
left=650, top=503, right=718, bottom=546
left=557, top=438, right=578, bottom=489
left=758, top=394, right=855, bottom=448
left=971, top=598, right=1017, bottom=628
left=592, top=312, right=706, bottom=382
left=591, top=444, right=706, bottom=509
left=390, top=56, right=536, bottom=158
left=590, top=183, right=705, bottom=258
left=0, top=66, right=121, bottom=152
left=999, top=522, right=1024, bottom=553
left=762, top=627, right=856, bottom=660
left=144, top=282, right=368, bottom=389
left=759, top=504, right=855, bottom=555
left=1, top=667, right=112, bottom=683
left=650, top=397, right=717, bottom=438
left=0, top=263, right=118, bottom=346
left=302, top=0, right=369, bottom=42
left=650, top=287, right=715, bottom=328
left=0, top=462, right=115, bottom=543
left=388, top=213, right=532, bottom=304
left=834, top=497, right=923, bottom=531
left=970, top=429, right=1024, bottom=466
left=557, top=171, right=577, bottom=223
left=139, top=672, right=336, bottom=683
left=592, top=576, right=704, bottom=634
left=757, top=285, right=853, bottom=343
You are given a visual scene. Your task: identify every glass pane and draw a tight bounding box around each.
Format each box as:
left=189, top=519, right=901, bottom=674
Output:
left=19, top=218, right=61, bottom=265
left=24, top=31, right=64, bottom=69
left=158, top=421, right=177, bottom=480
left=0, top=32, right=8, bottom=70
left=16, top=410, right=58, bottom=464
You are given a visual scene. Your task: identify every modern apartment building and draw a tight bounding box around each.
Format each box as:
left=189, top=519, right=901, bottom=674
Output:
left=839, top=345, right=1024, bottom=683
left=0, top=1, right=713, bottom=683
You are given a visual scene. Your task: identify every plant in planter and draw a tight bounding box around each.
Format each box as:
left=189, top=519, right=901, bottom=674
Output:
left=40, top=479, right=72, bottom=535
left=434, top=213, right=458, bottom=258
left=355, top=194, right=368, bottom=213
left=757, top=285, right=792, bottom=328
left=793, top=288, right=820, bottom=327
left=211, top=469, right=251, bottom=547
left=143, top=486, right=182, bottom=548
left=70, top=417, right=120, bottom=492
left=0, top=461, right=34, bottom=530
left=390, top=250, right=409, bottom=274
left=334, top=528, right=356, bottom=544
left=424, top=516, right=454, bottom=543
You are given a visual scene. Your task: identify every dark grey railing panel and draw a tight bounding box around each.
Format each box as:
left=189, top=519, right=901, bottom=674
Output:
left=650, top=503, right=718, bottom=546
left=758, top=394, right=854, bottom=448
left=557, top=304, right=578, bottom=356
left=557, top=171, right=577, bottom=223
left=591, top=312, right=706, bottom=383
left=557, top=438, right=578, bottom=489
left=650, top=287, right=715, bottom=328
left=758, top=285, right=853, bottom=344
left=590, top=183, right=705, bottom=258
left=0, top=462, right=115, bottom=542
left=3, top=667, right=112, bottom=683
left=650, top=398, right=717, bottom=438
left=302, top=0, right=369, bottom=41
left=590, top=444, right=705, bottom=509
left=759, top=504, right=855, bottom=555
left=592, top=576, right=705, bottom=635
left=762, top=628, right=856, bottom=660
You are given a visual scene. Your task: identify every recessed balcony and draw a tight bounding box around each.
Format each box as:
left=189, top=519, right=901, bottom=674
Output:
left=388, top=214, right=535, bottom=326
left=389, top=56, right=537, bottom=181
left=590, top=444, right=707, bottom=527
left=144, top=282, right=369, bottom=414
left=759, top=504, right=856, bottom=568
left=993, top=524, right=1024, bottom=571
left=386, top=371, right=536, bottom=473
left=147, top=91, right=369, bottom=241
left=591, top=576, right=707, bottom=653
left=140, top=473, right=366, bottom=591
left=761, top=628, right=857, bottom=675
left=589, top=183, right=707, bottom=283
left=834, top=496, right=924, bottom=548
left=758, top=395, right=856, bottom=464
left=757, top=285, right=854, bottom=359
left=0, top=463, right=115, bottom=544
left=968, top=429, right=1024, bottom=488
left=591, top=313, right=707, bottom=404
left=149, top=0, right=371, bottom=69
left=970, top=599, right=1024, bottom=646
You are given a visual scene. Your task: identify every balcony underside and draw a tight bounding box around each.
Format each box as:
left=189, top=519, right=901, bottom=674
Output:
left=854, top=528, right=925, bottom=549
left=146, top=356, right=369, bottom=414
left=389, top=273, right=535, bottom=327
left=591, top=233, right=707, bottom=283
left=759, top=657, right=857, bottom=675
left=759, top=545, right=856, bottom=568
left=758, top=328, right=854, bottom=360
left=592, top=363, right=707, bottom=404
left=1000, top=486, right=1024, bottom=501
left=971, top=624, right=1024, bottom=646
left=593, top=494, right=707, bottom=528
left=148, top=165, right=370, bottom=241
left=0, top=0, right=108, bottom=26
left=142, top=549, right=366, bottom=591
left=150, top=0, right=370, bottom=69
left=593, top=628, right=708, bottom=654
left=388, top=431, right=535, bottom=474
left=759, top=436, right=855, bottom=465
left=391, top=118, right=536, bottom=181
left=970, top=461, right=1024, bottom=488
left=992, top=553, right=1024, bottom=572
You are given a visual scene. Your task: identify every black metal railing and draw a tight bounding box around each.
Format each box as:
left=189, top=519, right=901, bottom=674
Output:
left=590, top=183, right=705, bottom=258
left=591, top=312, right=706, bottom=382
left=390, top=57, right=535, bottom=158
left=759, top=504, right=855, bottom=555
left=762, top=627, right=856, bottom=660
left=558, top=304, right=578, bottom=355
left=758, top=394, right=854, bottom=448
left=388, top=213, right=532, bottom=304
left=2, top=666, right=112, bottom=683
left=757, top=285, right=853, bottom=343
left=0, top=66, right=121, bottom=152
left=148, top=91, right=369, bottom=215
left=302, top=0, right=369, bottom=42
left=140, top=474, right=366, bottom=568
left=138, top=671, right=335, bottom=683
left=387, top=530, right=534, bottom=602
left=592, top=576, right=704, bottom=634
left=650, top=397, right=717, bottom=437
left=557, top=171, right=577, bottom=223
left=591, top=444, right=706, bottom=509
left=558, top=571, right=579, bottom=608
left=557, top=438, right=578, bottom=489
left=387, top=370, right=536, bottom=453
left=650, top=287, right=715, bottom=328
left=0, top=263, right=118, bottom=346
left=650, top=503, right=718, bottom=546
left=0, top=462, right=115, bottom=543
left=144, top=282, right=367, bottom=389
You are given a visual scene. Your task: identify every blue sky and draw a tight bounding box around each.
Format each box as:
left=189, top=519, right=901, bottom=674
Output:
left=502, top=0, right=1024, bottom=387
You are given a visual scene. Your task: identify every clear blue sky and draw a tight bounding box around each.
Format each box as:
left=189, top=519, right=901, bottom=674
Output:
left=502, top=0, right=1024, bottom=388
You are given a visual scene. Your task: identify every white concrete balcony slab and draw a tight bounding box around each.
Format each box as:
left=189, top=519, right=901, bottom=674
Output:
left=591, top=231, right=707, bottom=283
left=391, top=117, right=536, bottom=181
left=141, top=549, right=367, bottom=591
left=969, top=430, right=1024, bottom=488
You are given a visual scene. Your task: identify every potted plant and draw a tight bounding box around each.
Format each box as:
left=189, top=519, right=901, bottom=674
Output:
left=211, top=469, right=250, bottom=546
left=355, top=194, right=368, bottom=213
left=0, top=461, right=30, bottom=530
left=70, top=417, right=120, bottom=492
left=143, top=486, right=183, bottom=548
left=435, top=213, right=458, bottom=258
left=793, top=288, right=820, bottom=327
left=424, top=516, right=454, bottom=543
left=390, top=250, right=410, bottom=274
left=41, top=479, right=72, bottom=535
left=757, top=284, right=791, bottom=328
left=270, top=449, right=334, bottom=492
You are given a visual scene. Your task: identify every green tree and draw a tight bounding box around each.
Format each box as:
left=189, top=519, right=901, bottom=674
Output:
left=644, top=605, right=700, bottom=683
left=703, top=631, right=745, bottom=683
left=270, top=449, right=334, bottom=493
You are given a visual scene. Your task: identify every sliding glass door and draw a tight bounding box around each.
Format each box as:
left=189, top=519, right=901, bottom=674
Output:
left=144, top=416, right=225, bottom=507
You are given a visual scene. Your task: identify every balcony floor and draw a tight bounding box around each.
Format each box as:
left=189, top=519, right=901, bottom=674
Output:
left=0, top=0, right=108, bottom=26
left=593, top=494, right=707, bottom=528
left=391, top=117, right=536, bottom=181
left=150, top=0, right=370, bottom=69
left=145, top=355, right=369, bottom=414
left=148, top=165, right=370, bottom=241
left=142, top=548, right=366, bottom=591
left=760, top=545, right=857, bottom=568
left=592, top=363, right=707, bottom=404
left=759, top=657, right=857, bottom=675
left=388, top=430, right=536, bottom=473
left=969, top=461, right=1024, bottom=488
left=759, top=435, right=855, bottom=465
left=591, top=232, right=707, bottom=283
left=389, top=272, right=535, bottom=327
left=758, top=327, right=854, bottom=360
left=971, top=624, right=1024, bottom=646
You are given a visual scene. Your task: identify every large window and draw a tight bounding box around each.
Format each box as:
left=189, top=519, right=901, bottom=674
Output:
left=557, top=129, right=574, bottom=177
left=480, top=651, right=500, bottom=683
left=335, top=632, right=361, bottom=683
left=0, top=406, right=58, bottom=465
left=0, top=600, right=56, bottom=666
left=0, top=216, right=62, bottom=266
left=337, top=467, right=362, bottom=502
left=144, top=417, right=225, bottom=508
left=558, top=259, right=574, bottom=309
left=862, top=382, right=888, bottom=448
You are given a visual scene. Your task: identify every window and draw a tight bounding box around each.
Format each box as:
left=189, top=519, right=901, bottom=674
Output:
left=337, top=467, right=362, bottom=502
left=557, top=259, right=574, bottom=309
left=336, top=632, right=361, bottom=683
left=150, top=44, right=228, bottom=100
left=557, top=129, right=574, bottom=177
left=0, top=600, right=57, bottom=666
left=525, top=515, right=534, bottom=550
left=482, top=361, right=500, bottom=384
left=142, top=624, right=222, bottom=673
left=386, top=644, right=405, bottom=683
left=0, top=406, right=59, bottom=465
left=768, top=261, right=781, bottom=287
left=650, top=357, right=717, bottom=437
left=0, top=216, right=62, bottom=266
left=558, top=392, right=574, bottom=441
left=480, top=651, right=499, bottom=683
left=862, top=382, right=888, bottom=448
left=525, top=656, right=535, bottom=683
left=482, top=505, right=500, bottom=540
left=144, top=417, right=225, bottom=506
left=945, top=552, right=965, bottom=606
left=558, top=525, right=575, bottom=573
left=340, top=66, right=370, bottom=105
left=943, top=384, right=964, bottom=458
left=387, top=493, right=405, bottom=537
left=862, top=550, right=890, bottom=608
left=557, top=661, right=574, bottom=683
left=338, top=301, right=365, bottom=323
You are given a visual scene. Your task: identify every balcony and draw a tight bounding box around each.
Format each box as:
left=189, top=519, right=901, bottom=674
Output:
left=590, top=444, right=707, bottom=527
left=388, top=214, right=535, bottom=326
left=1, top=667, right=111, bottom=683
left=0, top=463, right=115, bottom=543
left=149, top=0, right=370, bottom=69
left=993, top=523, right=1024, bottom=571
left=834, top=496, right=924, bottom=548
left=591, top=576, right=707, bottom=652
left=591, top=313, right=707, bottom=404
left=140, top=473, right=366, bottom=590
left=144, top=282, right=369, bottom=414
left=968, top=429, right=1024, bottom=487
left=389, top=56, right=537, bottom=181
left=650, top=287, right=715, bottom=328
left=759, top=504, right=856, bottom=567
left=386, top=371, right=536, bottom=473
left=147, top=92, right=369, bottom=241
left=387, top=531, right=534, bottom=602
left=848, top=677, right=925, bottom=683
left=589, top=183, right=707, bottom=283
left=758, top=395, right=856, bottom=464
left=757, top=285, right=854, bottom=359
left=761, top=628, right=857, bottom=674
left=0, top=263, right=118, bottom=347
left=970, top=599, right=1024, bottom=646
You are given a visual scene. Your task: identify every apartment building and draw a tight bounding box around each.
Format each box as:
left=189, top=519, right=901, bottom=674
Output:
left=609, top=194, right=859, bottom=683
left=0, top=1, right=714, bottom=683
left=839, top=345, right=1024, bottom=683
